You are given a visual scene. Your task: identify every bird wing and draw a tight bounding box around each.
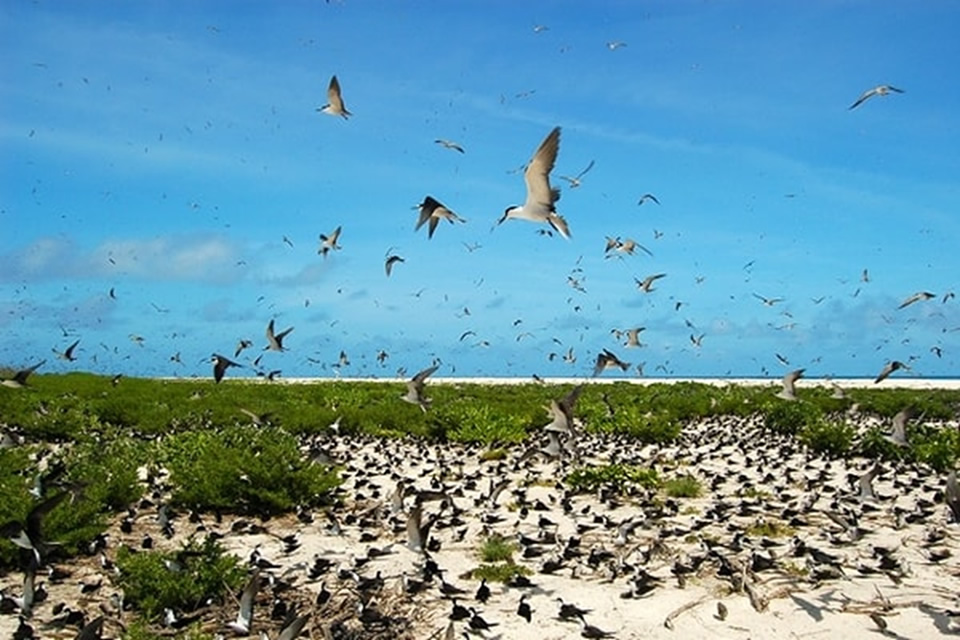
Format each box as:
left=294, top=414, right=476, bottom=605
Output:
left=848, top=88, right=877, bottom=110
left=413, top=364, right=439, bottom=384
left=523, top=127, right=561, bottom=209
left=328, top=75, right=345, bottom=110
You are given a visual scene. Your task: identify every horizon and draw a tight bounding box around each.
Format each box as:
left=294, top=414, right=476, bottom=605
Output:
left=2, top=1, right=958, bottom=381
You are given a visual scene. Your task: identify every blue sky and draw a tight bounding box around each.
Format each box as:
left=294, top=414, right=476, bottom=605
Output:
left=2, top=1, right=958, bottom=380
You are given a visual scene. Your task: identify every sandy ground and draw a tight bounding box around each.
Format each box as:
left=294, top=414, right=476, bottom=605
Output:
left=1, top=406, right=959, bottom=639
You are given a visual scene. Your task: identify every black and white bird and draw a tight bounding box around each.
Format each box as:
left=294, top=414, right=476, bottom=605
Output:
left=227, top=569, right=260, bottom=634
left=53, top=339, right=80, bottom=361
left=498, top=127, right=569, bottom=238
left=318, top=226, right=342, bottom=257
left=848, top=84, right=904, bottom=110
left=265, top=319, right=294, bottom=352
left=416, top=196, right=465, bottom=239
left=318, top=75, right=351, bottom=118
left=212, top=354, right=242, bottom=383
left=1, top=360, right=45, bottom=388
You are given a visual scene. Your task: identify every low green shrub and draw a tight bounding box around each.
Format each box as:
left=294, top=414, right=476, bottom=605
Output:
left=115, top=536, right=245, bottom=619
left=566, top=464, right=660, bottom=494
left=160, top=425, right=340, bottom=515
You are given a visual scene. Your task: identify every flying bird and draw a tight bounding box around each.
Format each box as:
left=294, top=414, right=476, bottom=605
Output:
left=53, top=339, right=80, bottom=361
left=594, top=349, right=629, bottom=377
left=227, top=569, right=260, bottom=634
left=265, top=319, right=294, bottom=351
left=318, top=226, right=342, bottom=257
left=637, top=193, right=660, bottom=206
left=848, top=84, right=904, bottom=110
left=402, top=364, right=439, bottom=411
left=1, top=360, right=45, bottom=388
left=212, top=354, right=242, bottom=383
left=776, top=368, right=804, bottom=401
left=753, top=293, right=783, bottom=306
left=898, top=291, right=935, bottom=309
left=498, top=126, right=569, bottom=238
left=606, top=40, right=627, bottom=50
left=874, top=360, right=908, bottom=384
left=434, top=138, right=465, bottom=153
left=558, top=159, right=594, bottom=189
left=416, top=196, right=466, bottom=239
left=606, top=237, right=652, bottom=258
left=235, top=339, right=253, bottom=357
left=635, top=273, right=666, bottom=293
left=318, top=75, right=351, bottom=118
left=385, top=253, right=405, bottom=277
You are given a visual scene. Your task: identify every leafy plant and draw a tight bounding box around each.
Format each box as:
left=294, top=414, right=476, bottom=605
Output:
left=663, top=474, right=703, bottom=498
left=115, top=536, right=246, bottom=619
left=566, top=464, right=660, bottom=494
left=159, top=425, right=340, bottom=515
left=799, top=420, right=855, bottom=457
left=478, top=534, right=515, bottom=563
left=469, top=562, right=532, bottom=583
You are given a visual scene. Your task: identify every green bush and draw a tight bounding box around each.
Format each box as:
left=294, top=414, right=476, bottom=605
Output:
left=762, top=401, right=823, bottom=436
left=115, top=536, right=245, bottom=619
left=663, top=474, right=703, bottom=498
left=159, top=425, right=340, bottom=515
left=799, top=420, right=855, bottom=457
left=566, top=464, right=660, bottom=494
left=479, top=534, right=516, bottom=563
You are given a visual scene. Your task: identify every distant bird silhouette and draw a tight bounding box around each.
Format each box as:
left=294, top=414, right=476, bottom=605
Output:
left=635, top=273, right=666, bottom=293
left=874, top=360, right=908, bottom=384
left=848, top=84, right=904, bottom=110
left=559, top=159, right=594, bottom=189
left=53, top=339, right=80, bottom=361
left=385, top=253, right=405, bottom=277
left=434, top=138, right=465, bottom=153
left=898, top=291, right=935, bottom=309
left=637, top=193, right=660, bottom=206
left=318, top=75, right=351, bottom=118
left=318, top=226, right=342, bottom=257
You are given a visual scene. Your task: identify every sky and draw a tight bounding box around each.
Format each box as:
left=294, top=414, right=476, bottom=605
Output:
left=1, top=0, right=958, bottom=381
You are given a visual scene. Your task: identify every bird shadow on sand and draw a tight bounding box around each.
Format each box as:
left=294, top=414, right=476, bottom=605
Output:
left=789, top=593, right=826, bottom=622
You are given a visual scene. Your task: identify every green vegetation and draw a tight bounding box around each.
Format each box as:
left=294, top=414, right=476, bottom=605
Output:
left=566, top=464, right=661, bottom=494
left=478, top=534, right=516, bottom=563
left=159, top=425, right=340, bottom=515
left=1, top=373, right=959, bottom=572
left=663, top=474, right=703, bottom=498
left=746, top=518, right=795, bottom=538
left=115, top=536, right=245, bottom=619
left=469, top=562, right=533, bottom=583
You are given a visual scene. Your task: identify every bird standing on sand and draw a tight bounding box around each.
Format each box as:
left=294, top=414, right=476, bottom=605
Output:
left=499, top=126, right=570, bottom=238
left=318, top=75, right=351, bottom=118
left=848, top=84, right=904, bottom=110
